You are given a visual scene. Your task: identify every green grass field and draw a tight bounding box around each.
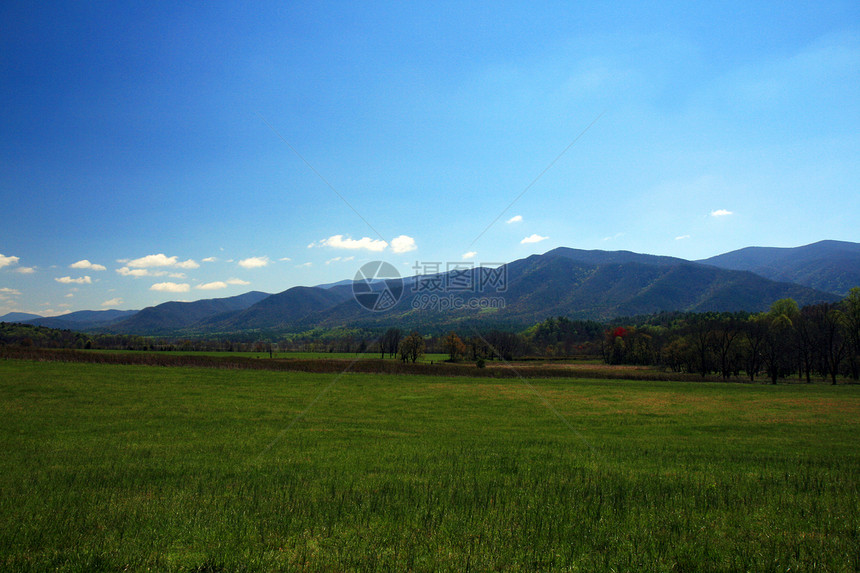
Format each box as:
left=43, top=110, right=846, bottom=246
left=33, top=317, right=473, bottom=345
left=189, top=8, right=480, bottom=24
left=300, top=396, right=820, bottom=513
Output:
left=1, top=360, right=858, bottom=571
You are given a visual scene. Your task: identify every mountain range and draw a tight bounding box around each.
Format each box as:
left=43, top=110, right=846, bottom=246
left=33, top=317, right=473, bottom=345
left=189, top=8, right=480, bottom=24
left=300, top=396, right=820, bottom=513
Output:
left=7, top=309, right=139, bottom=331
left=697, top=240, right=860, bottom=296
left=1, top=240, right=855, bottom=336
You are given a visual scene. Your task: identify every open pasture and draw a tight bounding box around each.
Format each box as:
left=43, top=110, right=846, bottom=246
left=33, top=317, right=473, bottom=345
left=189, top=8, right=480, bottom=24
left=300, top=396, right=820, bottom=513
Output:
left=1, top=360, right=858, bottom=571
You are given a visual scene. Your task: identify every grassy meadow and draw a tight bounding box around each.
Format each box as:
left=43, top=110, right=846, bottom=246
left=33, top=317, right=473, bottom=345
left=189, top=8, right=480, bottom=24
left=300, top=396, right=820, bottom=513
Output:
left=1, top=359, right=858, bottom=571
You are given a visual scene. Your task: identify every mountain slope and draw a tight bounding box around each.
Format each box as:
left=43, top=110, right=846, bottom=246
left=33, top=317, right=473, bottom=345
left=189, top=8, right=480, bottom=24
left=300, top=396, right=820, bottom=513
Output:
left=109, top=291, right=270, bottom=334
left=25, top=309, right=138, bottom=330
left=274, top=253, right=840, bottom=333
left=698, top=240, right=860, bottom=296
left=0, top=312, right=43, bottom=323
left=543, top=246, right=687, bottom=267
left=203, top=285, right=354, bottom=331
left=493, top=257, right=839, bottom=322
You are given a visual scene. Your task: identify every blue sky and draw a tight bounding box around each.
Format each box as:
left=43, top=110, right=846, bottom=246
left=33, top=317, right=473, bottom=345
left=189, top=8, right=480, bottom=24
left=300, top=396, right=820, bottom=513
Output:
left=1, top=1, right=858, bottom=315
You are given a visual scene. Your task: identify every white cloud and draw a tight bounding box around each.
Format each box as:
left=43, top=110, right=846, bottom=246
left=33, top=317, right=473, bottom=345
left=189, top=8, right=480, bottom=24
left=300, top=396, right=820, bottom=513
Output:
left=0, top=287, right=21, bottom=297
left=506, top=215, right=523, bottom=224
left=279, top=257, right=292, bottom=262
left=390, top=235, right=418, bottom=254
left=318, top=235, right=389, bottom=252
left=675, top=235, right=691, bottom=241
left=196, top=281, right=228, bottom=290
left=126, top=254, right=177, bottom=268
left=602, top=232, right=624, bottom=242
left=238, top=256, right=270, bottom=269
left=710, top=209, right=734, bottom=217
left=55, top=276, right=92, bottom=284
left=0, top=254, right=20, bottom=269
left=226, top=278, right=250, bottom=285
left=116, top=267, right=168, bottom=278
left=462, top=251, right=477, bottom=260
left=126, top=253, right=199, bottom=269
left=297, top=262, right=313, bottom=268
left=70, top=260, right=106, bottom=271
left=65, top=293, right=74, bottom=298
left=202, top=257, right=217, bottom=263
left=325, top=256, right=356, bottom=265
left=102, top=297, right=123, bottom=307
left=150, top=282, right=190, bottom=293
left=15, top=267, right=35, bottom=274
left=521, top=234, right=549, bottom=244
left=116, top=267, right=145, bottom=277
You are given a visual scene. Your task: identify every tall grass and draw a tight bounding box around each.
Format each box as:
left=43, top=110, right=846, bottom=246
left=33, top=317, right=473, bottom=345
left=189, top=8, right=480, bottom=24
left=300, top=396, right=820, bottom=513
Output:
left=1, top=360, right=858, bottom=571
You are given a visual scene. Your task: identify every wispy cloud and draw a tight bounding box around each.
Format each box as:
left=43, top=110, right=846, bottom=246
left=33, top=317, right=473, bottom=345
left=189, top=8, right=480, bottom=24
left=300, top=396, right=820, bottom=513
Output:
left=70, top=260, right=106, bottom=271
left=196, top=281, right=227, bottom=290
left=55, top=276, right=92, bottom=284
left=279, top=257, right=292, bottom=262
left=0, top=254, right=20, bottom=269
left=314, top=235, right=388, bottom=252
left=238, top=256, right=270, bottom=269
left=710, top=209, right=733, bottom=217
left=462, top=251, right=477, bottom=260
left=0, top=287, right=21, bottom=297
left=325, top=256, right=356, bottom=265
left=202, top=257, right=218, bottom=263
left=150, top=282, right=190, bottom=293
left=226, top=278, right=250, bottom=285
left=506, top=215, right=523, bottom=224
left=15, top=267, right=35, bottom=274
left=675, top=235, right=691, bottom=240
left=116, top=267, right=167, bottom=278
left=102, top=297, right=123, bottom=307
left=390, top=235, right=417, bottom=254
left=296, top=262, right=313, bottom=268
left=521, top=234, right=549, bottom=244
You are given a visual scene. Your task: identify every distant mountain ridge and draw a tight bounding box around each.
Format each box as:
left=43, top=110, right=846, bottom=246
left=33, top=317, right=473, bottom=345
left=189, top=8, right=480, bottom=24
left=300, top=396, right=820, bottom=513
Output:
left=200, top=285, right=354, bottom=331
left=543, top=246, right=687, bottom=267
left=5, top=240, right=856, bottom=336
left=187, top=244, right=842, bottom=335
left=109, top=291, right=270, bottom=334
left=24, top=309, right=139, bottom=330
left=0, top=312, right=43, bottom=323
left=698, top=240, right=860, bottom=296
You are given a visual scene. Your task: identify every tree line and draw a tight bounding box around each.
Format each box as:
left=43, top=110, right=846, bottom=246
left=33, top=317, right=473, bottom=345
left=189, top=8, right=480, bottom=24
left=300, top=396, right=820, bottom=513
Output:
left=601, top=289, right=860, bottom=384
left=3, top=288, right=858, bottom=383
